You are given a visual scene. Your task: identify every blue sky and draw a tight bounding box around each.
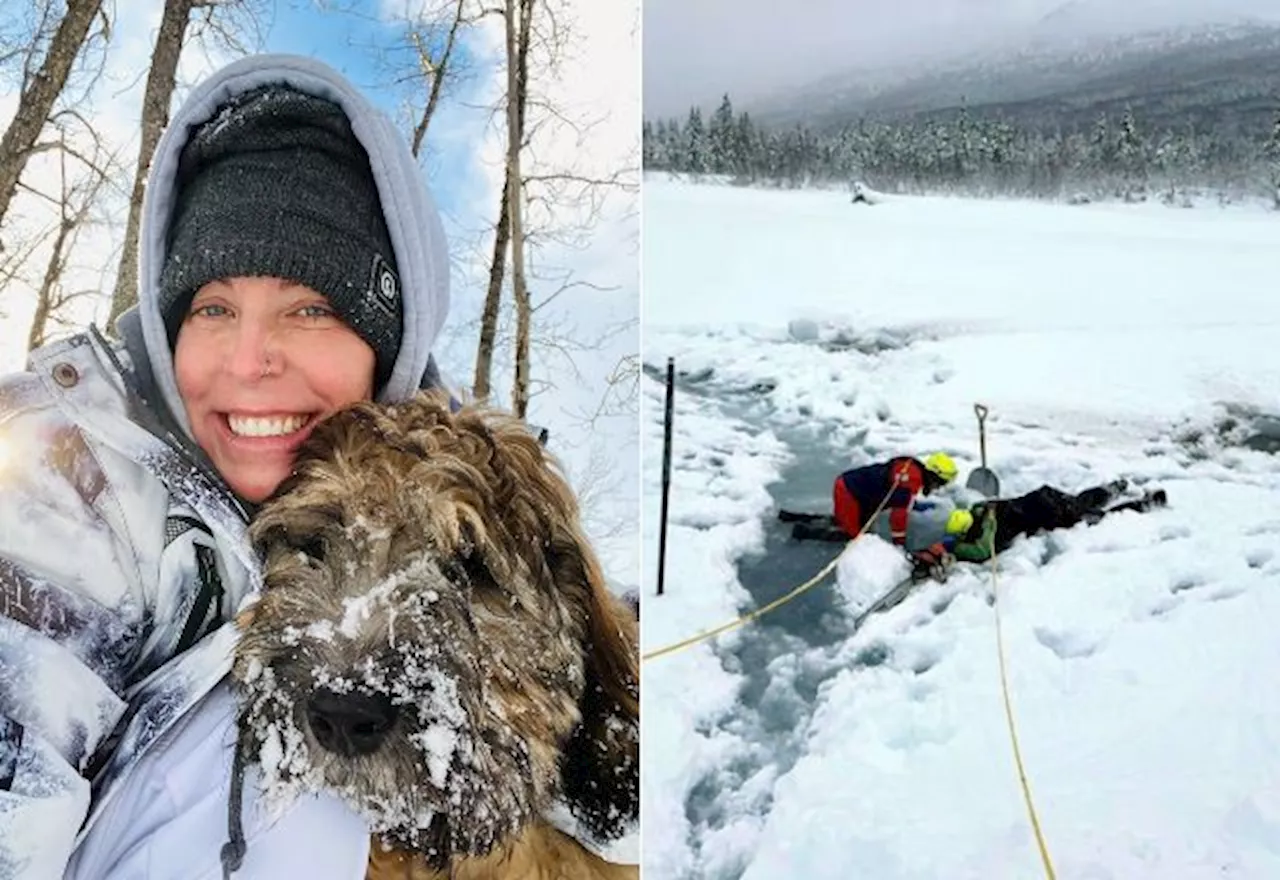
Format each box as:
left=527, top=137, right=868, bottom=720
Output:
left=255, top=1, right=496, bottom=229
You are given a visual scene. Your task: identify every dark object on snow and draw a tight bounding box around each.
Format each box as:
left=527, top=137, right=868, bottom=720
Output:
left=957, top=480, right=1167, bottom=561
left=788, top=517, right=848, bottom=543
left=777, top=509, right=825, bottom=523
left=778, top=508, right=848, bottom=542
left=966, top=403, right=1000, bottom=498
left=850, top=181, right=877, bottom=205
left=657, top=357, right=675, bottom=596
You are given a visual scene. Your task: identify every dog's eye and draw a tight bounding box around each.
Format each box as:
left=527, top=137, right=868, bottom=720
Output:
left=288, top=535, right=326, bottom=563
left=443, top=547, right=491, bottom=587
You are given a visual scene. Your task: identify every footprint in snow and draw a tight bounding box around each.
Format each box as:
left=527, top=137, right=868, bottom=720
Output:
left=894, top=639, right=946, bottom=675
left=1146, top=594, right=1181, bottom=618
left=1224, top=792, right=1280, bottom=857
left=1245, top=547, right=1273, bottom=569
left=1170, top=573, right=1208, bottom=594
left=1244, top=521, right=1280, bottom=537
left=1206, top=583, right=1246, bottom=603
left=1033, top=625, right=1104, bottom=659
left=1159, top=524, right=1192, bottom=542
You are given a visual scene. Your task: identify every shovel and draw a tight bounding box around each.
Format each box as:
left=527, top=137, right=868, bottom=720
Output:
left=965, top=403, right=1000, bottom=497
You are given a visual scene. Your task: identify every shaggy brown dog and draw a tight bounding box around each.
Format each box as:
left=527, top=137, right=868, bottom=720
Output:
left=231, top=390, right=638, bottom=879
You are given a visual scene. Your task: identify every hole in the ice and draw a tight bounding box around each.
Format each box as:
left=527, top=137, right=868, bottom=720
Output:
left=758, top=684, right=805, bottom=735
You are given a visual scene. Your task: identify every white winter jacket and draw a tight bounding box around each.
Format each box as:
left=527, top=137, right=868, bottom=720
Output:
left=0, top=53, right=452, bottom=878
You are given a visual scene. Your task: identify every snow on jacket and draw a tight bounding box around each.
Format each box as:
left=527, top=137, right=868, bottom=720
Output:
left=0, top=53, right=451, bottom=878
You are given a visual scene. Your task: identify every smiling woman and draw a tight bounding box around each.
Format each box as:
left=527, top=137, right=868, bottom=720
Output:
left=0, top=53, right=455, bottom=879
left=174, top=277, right=378, bottom=502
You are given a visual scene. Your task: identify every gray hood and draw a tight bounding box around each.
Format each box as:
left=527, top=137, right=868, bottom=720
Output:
left=134, top=54, right=451, bottom=439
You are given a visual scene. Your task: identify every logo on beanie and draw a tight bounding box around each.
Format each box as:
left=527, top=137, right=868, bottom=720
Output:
left=368, top=253, right=400, bottom=318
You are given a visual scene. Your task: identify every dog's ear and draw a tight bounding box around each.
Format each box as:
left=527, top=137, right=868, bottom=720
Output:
left=553, top=536, right=639, bottom=843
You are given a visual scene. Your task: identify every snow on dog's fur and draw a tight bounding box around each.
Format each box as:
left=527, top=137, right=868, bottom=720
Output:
left=232, top=390, right=638, bottom=878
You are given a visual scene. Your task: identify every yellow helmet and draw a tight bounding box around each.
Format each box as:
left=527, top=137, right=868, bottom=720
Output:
left=945, top=509, right=974, bottom=536
left=923, top=452, right=958, bottom=483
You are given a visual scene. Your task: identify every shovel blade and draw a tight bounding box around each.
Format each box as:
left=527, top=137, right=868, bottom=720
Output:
left=966, top=467, right=1000, bottom=498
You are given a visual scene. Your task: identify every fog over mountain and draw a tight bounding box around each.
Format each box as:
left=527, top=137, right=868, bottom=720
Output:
left=643, top=0, right=1280, bottom=120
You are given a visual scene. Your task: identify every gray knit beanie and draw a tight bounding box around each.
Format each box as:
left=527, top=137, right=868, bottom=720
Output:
left=159, top=84, right=402, bottom=389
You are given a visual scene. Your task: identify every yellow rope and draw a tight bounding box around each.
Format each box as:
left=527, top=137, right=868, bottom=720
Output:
left=987, top=516, right=1057, bottom=879
left=643, top=465, right=912, bottom=662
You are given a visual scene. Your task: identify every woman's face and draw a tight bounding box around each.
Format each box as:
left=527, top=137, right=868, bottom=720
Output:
left=174, top=276, right=376, bottom=503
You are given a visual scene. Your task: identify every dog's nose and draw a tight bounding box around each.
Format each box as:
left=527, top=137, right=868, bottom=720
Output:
left=306, top=689, right=397, bottom=757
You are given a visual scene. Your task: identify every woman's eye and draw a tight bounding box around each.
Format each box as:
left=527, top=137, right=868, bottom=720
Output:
left=297, top=304, right=336, bottom=319
left=190, top=303, right=229, bottom=318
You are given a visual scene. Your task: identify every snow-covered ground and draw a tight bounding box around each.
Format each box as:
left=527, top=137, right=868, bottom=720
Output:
left=640, top=175, right=1280, bottom=879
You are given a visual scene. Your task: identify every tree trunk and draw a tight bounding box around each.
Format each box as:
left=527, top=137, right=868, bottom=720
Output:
left=508, top=0, right=533, bottom=419
left=472, top=164, right=510, bottom=402
left=0, top=0, right=103, bottom=244
left=107, top=0, right=195, bottom=330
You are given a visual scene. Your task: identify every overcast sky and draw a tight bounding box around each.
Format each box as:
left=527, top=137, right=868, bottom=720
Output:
left=643, top=0, right=1280, bottom=119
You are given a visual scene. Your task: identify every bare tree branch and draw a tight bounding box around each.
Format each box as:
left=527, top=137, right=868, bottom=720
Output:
left=408, top=0, right=468, bottom=158
left=0, top=0, right=105, bottom=252
left=28, top=133, right=108, bottom=350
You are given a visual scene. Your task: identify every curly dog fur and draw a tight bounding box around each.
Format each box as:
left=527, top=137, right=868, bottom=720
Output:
left=231, top=390, right=638, bottom=878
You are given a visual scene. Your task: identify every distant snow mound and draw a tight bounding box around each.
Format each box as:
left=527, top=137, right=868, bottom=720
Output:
left=786, top=318, right=914, bottom=354
left=850, top=181, right=889, bottom=205
left=786, top=318, right=820, bottom=342
left=1173, top=402, right=1280, bottom=457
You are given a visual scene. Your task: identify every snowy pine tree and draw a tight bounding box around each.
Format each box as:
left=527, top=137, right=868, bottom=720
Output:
left=685, top=107, right=708, bottom=175
left=735, top=110, right=756, bottom=182
left=1117, top=107, right=1147, bottom=200
left=639, top=90, right=1277, bottom=203
left=1091, top=112, right=1116, bottom=180
left=708, top=94, right=737, bottom=176
left=1265, top=110, right=1280, bottom=209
